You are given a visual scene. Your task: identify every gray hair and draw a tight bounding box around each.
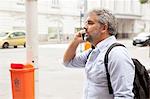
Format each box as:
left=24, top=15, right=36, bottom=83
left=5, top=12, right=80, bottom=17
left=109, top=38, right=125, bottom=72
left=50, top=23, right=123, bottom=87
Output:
left=88, top=9, right=117, bottom=35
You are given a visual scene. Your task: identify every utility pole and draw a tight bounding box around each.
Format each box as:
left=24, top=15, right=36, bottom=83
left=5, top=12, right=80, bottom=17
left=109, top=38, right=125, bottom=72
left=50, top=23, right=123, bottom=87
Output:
left=79, top=0, right=87, bottom=52
left=80, top=0, right=87, bottom=29
left=25, top=0, right=38, bottom=99
left=148, top=39, right=150, bottom=74
left=84, top=0, right=87, bottom=21
left=80, top=11, right=84, bottom=29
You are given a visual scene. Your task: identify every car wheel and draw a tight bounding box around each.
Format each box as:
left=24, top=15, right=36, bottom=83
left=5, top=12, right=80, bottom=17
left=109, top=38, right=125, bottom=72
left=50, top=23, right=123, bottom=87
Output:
left=133, top=42, right=136, bottom=46
left=24, top=43, right=26, bottom=48
left=142, top=40, right=149, bottom=46
left=14, top=45, right=17, bottom=48
left=2, top=42, right=9, bottom=48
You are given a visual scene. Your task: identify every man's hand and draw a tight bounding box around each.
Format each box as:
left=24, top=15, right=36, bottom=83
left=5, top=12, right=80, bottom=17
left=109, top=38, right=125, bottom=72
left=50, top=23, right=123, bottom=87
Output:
left=74, top=29, right=86, bottom=43
left=63, top=29, right=86, bottom=64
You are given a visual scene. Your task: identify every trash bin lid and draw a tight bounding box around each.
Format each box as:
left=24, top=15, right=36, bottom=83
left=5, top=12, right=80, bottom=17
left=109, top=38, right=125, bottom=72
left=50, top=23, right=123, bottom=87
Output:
left=11, top=63, right=24, bottom=69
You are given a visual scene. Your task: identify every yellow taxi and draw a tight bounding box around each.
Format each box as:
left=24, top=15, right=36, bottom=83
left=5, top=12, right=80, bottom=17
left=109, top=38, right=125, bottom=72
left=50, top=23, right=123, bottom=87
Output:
left=0, top=31, right=26, bottom=48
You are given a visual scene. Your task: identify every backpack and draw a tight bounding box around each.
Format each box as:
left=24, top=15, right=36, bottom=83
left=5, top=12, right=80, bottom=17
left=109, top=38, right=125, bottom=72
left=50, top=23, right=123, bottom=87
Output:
left=104, top=43, right=150, bottom=99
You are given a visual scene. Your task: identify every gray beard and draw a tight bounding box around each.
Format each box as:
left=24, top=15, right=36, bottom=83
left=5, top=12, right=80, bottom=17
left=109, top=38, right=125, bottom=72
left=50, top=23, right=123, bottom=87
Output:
left=85, top=32, right=99, bottom=43
left=85, top=34, right=93, bottom=43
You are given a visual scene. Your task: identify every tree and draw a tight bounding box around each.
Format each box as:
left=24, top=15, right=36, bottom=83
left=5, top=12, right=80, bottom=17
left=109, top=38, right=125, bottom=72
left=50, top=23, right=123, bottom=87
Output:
left=139, top=0, right=149, bottom=4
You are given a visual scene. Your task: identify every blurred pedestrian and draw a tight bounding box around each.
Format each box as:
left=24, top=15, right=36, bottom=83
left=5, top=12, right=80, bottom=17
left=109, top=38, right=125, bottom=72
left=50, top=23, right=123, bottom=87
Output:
left=63, top=8, right=135, bottom=99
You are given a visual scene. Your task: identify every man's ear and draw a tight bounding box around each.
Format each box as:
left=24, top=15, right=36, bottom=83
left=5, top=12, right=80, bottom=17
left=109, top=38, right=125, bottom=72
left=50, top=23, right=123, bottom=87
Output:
left=101, top=24, right=108, bottom=33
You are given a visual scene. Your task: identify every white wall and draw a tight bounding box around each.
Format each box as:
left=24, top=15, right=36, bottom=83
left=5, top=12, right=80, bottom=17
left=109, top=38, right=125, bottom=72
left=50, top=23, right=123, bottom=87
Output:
left=0, top=0, right=11, bottom=11
left=38, top=15, right=48, bottom=35
left=144, top=21, right=150, bottom=33
left=132, top=0, right=141, bottom=15
left=0, top=12, right=13, bottom=31
left=63, top=16, right=76, bottom=34
left=141, top=3, right=150, bottom=33
left=88, top=0, right=115, bottom=12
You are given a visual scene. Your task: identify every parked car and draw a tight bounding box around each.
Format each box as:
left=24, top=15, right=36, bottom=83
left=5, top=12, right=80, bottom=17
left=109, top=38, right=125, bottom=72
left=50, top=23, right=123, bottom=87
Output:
left=133, top=32, right=150, bottom=46
left=0, top=31, right=26, bottom=48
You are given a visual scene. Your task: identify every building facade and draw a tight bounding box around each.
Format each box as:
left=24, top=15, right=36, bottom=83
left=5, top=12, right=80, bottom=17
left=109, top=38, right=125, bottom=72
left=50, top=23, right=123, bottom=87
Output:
left=0, top=0, right=150, bottom=42
left=88, top=0, right=147, bottom=38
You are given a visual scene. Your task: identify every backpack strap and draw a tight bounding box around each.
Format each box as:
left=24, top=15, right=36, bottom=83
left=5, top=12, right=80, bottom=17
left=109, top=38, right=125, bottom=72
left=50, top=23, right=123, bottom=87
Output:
left=104, top=43, right=126, bottom=94
left=85, top=45, right=95, bottom=64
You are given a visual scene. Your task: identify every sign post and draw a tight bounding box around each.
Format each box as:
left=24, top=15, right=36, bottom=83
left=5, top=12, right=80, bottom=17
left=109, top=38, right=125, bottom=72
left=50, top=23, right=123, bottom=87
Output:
left=25, top=0, right=38, bottom=99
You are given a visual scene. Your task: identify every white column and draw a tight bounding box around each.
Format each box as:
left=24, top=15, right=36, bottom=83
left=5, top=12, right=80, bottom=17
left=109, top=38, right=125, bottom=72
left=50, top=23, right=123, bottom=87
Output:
left=25, top=0, right=38, bottom=99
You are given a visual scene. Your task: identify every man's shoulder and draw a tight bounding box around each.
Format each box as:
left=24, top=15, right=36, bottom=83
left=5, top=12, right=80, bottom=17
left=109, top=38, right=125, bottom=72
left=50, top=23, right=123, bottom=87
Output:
left=107, top=44, right=129, bottom=59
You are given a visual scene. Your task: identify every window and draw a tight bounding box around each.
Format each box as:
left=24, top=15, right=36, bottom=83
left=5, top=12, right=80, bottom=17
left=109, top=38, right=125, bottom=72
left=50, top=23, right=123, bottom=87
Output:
left=10, top=33, right=16, bottom=38
left=75, top=28, right=81, bottom=32
left=48, top=27, right=57, bottom=39
left=16, top=0, right=25, bottom=5
left=14, top=32, right=25, bottom=37
left=51, top=0, right=60, bottom=8
left=0, top=32, right=9, bottom=37
left=17, top=32, right=25, bottom=36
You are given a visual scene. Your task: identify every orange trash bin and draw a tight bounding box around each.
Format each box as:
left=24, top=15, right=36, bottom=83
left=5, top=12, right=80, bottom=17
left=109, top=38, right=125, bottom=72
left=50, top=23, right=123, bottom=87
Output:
left=10, top=63, right=35, bottom=99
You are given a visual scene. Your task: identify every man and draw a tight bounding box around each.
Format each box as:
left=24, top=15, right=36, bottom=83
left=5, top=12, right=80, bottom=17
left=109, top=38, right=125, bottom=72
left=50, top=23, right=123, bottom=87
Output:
left=63, top=9, right=135, bottom=99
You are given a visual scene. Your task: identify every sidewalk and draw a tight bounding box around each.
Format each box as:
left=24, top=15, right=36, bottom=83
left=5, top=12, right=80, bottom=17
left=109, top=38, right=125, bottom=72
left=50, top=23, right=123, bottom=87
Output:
left=0, top=39, right=149, bottom=99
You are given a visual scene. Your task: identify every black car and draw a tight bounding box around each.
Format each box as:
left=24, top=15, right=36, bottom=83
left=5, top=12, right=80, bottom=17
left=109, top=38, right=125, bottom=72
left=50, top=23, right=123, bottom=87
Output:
left=133, top=32, right=150, bottom=46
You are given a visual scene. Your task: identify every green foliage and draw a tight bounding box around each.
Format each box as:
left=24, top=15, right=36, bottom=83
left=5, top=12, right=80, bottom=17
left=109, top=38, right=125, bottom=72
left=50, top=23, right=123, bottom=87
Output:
left=139, top=0, right=148, bottom=4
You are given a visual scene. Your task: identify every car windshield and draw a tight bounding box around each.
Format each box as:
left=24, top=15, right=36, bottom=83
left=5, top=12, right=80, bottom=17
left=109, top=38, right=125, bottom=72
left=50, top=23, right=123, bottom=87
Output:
left=0, top=32, right=9, bottom=37
left=137, top=33, right=150, bottom=37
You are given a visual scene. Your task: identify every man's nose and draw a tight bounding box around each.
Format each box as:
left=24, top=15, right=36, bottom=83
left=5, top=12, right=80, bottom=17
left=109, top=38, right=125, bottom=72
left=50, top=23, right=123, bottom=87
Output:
left=83, top=26, right=87, bottom=31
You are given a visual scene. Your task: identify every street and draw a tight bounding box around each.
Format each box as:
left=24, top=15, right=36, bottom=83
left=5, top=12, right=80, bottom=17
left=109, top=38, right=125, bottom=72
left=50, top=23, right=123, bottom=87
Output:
left=0, top=39, right=150, bottom=99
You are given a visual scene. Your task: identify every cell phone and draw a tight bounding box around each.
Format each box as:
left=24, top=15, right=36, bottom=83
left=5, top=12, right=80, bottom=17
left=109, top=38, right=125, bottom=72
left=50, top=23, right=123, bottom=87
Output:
left=81, top=33, right=86, bottom=41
